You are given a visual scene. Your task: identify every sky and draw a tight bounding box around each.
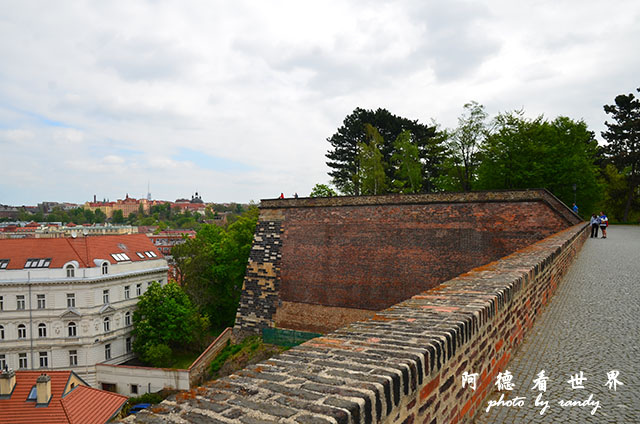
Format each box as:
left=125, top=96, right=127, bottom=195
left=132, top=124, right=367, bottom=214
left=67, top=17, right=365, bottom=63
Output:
left=1, top=1, right=639, bottom=206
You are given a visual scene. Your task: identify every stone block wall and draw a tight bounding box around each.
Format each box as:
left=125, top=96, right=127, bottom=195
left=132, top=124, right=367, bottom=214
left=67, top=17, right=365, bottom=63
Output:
left=235, top=189, right=581, bottom=335
left=129, top=221, right=588, bottom=424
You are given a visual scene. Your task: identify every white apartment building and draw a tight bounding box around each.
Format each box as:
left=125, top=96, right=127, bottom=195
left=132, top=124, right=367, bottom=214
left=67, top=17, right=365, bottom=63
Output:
left=0, top=234, right=168, bottom=386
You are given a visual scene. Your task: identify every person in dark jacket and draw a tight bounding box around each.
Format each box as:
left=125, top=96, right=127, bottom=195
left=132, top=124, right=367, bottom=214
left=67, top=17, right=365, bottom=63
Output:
left=590, top=214, right=600, bottom=238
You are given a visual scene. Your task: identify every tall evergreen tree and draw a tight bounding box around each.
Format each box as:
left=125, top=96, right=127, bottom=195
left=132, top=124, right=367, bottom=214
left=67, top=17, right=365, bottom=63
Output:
left=354, top=124, right=388, bottom=195
left=602, top=88, right=640, bottom=222
left=326, top=108, right=443, bottom=194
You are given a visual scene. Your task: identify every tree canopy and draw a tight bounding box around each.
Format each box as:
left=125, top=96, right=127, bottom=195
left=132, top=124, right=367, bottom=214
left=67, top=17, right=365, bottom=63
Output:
left=170, top=207, right=259, bottom=331
left=475, top=111, right=602, bottom=213
left=326, top=107, right=444, bottom=194
left=132, top=281, right=209, bottom=367
left=602, top=87, right=640, bottom=222
left=309, top=183, right=337, bottom=198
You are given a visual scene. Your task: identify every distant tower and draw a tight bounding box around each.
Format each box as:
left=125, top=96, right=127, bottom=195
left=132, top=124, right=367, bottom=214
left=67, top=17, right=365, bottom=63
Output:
left=147, top=181, right=151, bottom=201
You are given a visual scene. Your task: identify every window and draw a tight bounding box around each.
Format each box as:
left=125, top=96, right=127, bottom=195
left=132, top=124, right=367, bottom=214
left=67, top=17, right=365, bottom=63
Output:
left=66, top=265, right=75, bottom=278
left=102, top=262, right=108, bottom=275
left=125, top=337, right=132, bottom=353
left=124, top=285, right=130, bottom=299
left=19, top=353, right=28, bottom=369
left=105, top=344, right=111, bottom=360
left=68, top=321, right=77, bottom=337
left=0, top=354, right=5, bottom=370
left=0, top=295, right=3, bottom=310
left=125, top=311, right=131, bottom=326
left=136, top=283, right=142, bottom=296
left=136, top=252, right=145, bottom=259
left=39, top=352, right=48, bottom=368
left=110, top=253, right=131, bottom=262
left=0, top=325, right=4, bottom=340
left=103, top=289, right=109, bottom=304
left=67, top=293, right=75, bottom=308
left=24, top=258, right=52, bottom=268
left=17, top=295, right=25, bottom=310
left=37, top=294, right=46, bottom=309
left=38, top=323, right=47, bottom=338
left=131, top=384, right=138, bottom=394
left=27, top=386, right=37, bottom=401
left=103, top=316, right=110, bottom=332
left=18, top=324, right=26, bottom=339
left=0, top=259, right=9, bottom=269
left=69, top=350, right=78, bottom=366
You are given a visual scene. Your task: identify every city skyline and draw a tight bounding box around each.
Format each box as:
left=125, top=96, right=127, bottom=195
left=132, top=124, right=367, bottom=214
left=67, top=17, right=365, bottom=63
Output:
left=1, top=1, right=639, bottom=205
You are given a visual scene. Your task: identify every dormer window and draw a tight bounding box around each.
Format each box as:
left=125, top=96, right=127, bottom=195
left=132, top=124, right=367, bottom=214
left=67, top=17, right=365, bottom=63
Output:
left=66, top=264, right=75, bottom=278
left=102, top=262, right=108, bottom=275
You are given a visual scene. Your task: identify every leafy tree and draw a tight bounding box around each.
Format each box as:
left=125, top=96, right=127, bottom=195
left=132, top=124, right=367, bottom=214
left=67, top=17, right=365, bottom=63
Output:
left=171, top=207, right=259, bottom=331
left=602, top=88, right=640, bottom=222
left=111, top=209, right=124, bottom=224
left=476, top=111, right=602, bottom=212
left=132, top=281, right=209, bottom=367
left=309, top=183, right=337, bottom=198
left=94, top=208, right=107, bottom=223
left=442, top=101, right=488, bottom=191
left=391, top=130, right=423, bottom=193
left=326, top=107, right=444, bottom=194
left=354, top=124, right=388, bottom=195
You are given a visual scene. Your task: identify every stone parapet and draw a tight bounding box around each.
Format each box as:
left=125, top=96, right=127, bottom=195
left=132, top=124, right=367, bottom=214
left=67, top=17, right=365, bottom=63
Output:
left=130, top=222, right=589, bottom=424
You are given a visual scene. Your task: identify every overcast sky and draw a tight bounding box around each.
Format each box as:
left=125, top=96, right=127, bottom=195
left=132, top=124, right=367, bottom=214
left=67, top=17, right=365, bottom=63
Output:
left=1, top=1, right=639, bottom=206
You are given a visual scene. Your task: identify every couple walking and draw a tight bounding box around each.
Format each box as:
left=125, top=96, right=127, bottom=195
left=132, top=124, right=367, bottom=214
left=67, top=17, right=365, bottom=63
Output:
left=590, top=212, right=608, bottom=238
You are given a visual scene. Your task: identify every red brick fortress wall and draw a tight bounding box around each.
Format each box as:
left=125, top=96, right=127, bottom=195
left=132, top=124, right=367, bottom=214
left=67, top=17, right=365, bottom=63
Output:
left=136, top=221, right=589, bottom=424
left=234, top=189, right=581, bottom=335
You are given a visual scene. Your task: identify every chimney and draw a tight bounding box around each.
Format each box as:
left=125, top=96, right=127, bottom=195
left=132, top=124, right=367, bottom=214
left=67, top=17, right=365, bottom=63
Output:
left=94, top=194, right=97, bottom=203
left=0, top=369, right=16, bottom=397
left=36, top=374, right=52, bottom=406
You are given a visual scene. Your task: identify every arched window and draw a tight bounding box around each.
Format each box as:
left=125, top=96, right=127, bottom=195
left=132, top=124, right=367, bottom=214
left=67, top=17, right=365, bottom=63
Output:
left=66, top=264, right=75, bottom=278
left=103, top=316, right=111, bottom=332
left=102, top=262, right=108, bottom=275
left=17, top=324, right=26, bottom=339
left=38, top=323, right=47, bottom=338
left=0, top=325, right=4, bottom=340
left=68, top=321, right=77, bottom=337
left=125, top=311, right=131, bottom=326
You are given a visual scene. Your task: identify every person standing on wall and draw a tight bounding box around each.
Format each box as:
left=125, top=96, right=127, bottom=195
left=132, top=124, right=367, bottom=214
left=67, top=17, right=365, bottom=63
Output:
left=572, top=203, right=579, bottom=215
left=599, top=211, right=608, bottom=238
left=590, top=213, right=600, bottom=238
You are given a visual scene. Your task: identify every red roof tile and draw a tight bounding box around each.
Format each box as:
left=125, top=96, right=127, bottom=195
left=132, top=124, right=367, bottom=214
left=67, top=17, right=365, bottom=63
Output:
left=0, top=234, right=164, bottom=269
left=0, top=371, right=126, bottom=424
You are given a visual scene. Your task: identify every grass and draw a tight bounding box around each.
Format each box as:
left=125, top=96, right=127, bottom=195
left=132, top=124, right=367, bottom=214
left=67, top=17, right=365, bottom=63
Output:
left=208, top=335, right=287, bottom=379
left=170, top=351, right=199, bottom=369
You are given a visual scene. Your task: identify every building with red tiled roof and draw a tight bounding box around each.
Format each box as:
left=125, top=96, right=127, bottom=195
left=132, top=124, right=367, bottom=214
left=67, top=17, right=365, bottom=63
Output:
left=0, top=235, right=168, bottom=387
left=0, top=369, right=127, bottom=424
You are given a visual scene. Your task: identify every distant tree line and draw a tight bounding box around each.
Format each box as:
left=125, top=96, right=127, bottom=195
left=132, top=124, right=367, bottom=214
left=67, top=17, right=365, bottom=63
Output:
left=317, top=88, right=640, bottom=223
left=2, top=201, right=250, bottom=230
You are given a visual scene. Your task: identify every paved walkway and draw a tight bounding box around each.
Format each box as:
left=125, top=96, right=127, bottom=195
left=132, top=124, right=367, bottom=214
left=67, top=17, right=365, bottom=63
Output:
left=474, top=225, right=640, bottom=424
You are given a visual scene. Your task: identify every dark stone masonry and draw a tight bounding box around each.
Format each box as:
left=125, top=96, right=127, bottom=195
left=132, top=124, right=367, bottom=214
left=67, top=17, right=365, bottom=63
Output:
left=126, top=189, right=587, bottom=424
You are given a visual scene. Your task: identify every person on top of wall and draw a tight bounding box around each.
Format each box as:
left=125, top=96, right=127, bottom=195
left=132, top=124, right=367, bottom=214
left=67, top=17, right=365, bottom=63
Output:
left=599, top=211, right=608, bottom=238
left=590, top=213, right=600, bottom=238
left=572, top=203, right=579, bottom=214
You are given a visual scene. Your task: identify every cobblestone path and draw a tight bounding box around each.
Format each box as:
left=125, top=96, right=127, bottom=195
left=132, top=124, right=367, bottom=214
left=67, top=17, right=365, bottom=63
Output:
left=473, top=225, right=640, bottom=424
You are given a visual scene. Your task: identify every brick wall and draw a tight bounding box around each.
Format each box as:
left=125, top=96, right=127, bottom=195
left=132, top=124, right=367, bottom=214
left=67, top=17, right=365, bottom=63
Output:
left=129, top=221, right=588, bottom=424
left=235, top=189, right=580, bottom=334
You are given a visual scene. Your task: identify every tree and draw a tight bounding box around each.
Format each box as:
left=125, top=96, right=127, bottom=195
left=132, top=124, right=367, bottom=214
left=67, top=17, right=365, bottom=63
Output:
left=309, top=183, right=338, bottom=198
left=111, top=209, right=124, bottom=224
left=391, top=130, right=423, bottom=193
left=602, top=88, right=640, bottom=222
left=94, top=208, right=107, bottom=223
left=171, top=207, right=259, bottom=331
left=354, top=124, right=388, bottom=195
left=326, top=107, right=444, bottom=194
left=476, top=111, right=602, bottom=212
left=442, top=101, right=488, bottom=191
left=132, top=281, right=209, bottom=367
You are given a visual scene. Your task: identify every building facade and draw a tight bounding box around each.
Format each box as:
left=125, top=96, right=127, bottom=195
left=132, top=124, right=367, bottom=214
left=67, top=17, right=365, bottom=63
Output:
left=0, top=235, right=168, bottom=387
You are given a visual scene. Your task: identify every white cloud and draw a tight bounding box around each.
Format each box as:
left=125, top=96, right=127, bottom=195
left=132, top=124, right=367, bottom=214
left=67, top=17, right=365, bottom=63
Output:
left=1, top=0, right=639, bottom=205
